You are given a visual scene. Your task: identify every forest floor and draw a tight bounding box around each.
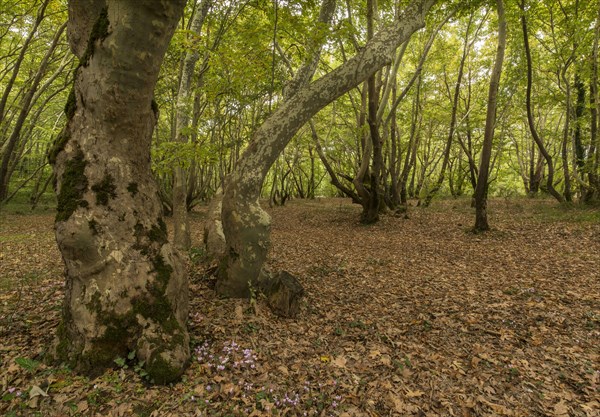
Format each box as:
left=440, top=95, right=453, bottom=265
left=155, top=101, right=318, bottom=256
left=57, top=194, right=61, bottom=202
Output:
left=0, top=197, right=599, bottom=417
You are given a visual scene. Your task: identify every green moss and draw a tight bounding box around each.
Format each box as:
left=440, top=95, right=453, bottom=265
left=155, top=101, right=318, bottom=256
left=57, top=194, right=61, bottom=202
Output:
left=88, top=291, right=102, bottom=312
left=148, top=222, right=168, bottom=245
left=127, top=182, right=139, bottom=197
left=151, top=99, right=159, bottom=117
left=54, top=322, right=71, bottom=364
left=48, top=130, right=71, bottom=166
left=151, top=254, right=173, bottom=286
left=56, top=151, right=88, bottom=222
left=92, top=174, right=117, bottom=205
left=145, top=354, right=181, bottom=385
left=80, top=6, right=110, bottom=68
left=88, top=219, right=99, bottom=235
left=65, top=88, right=77, bottom=120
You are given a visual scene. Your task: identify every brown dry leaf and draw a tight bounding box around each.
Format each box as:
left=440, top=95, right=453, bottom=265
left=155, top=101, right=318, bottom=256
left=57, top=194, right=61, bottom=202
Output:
left=76, top=400, right=88, bottom=413
left=2, top=199, right=599, bottom=417
left=332, top=355, right=347, bottom=368
left=553, top=400, right=569, bottom=417
left=477, top=395, right=514, bottom=416
left=406, top=389, right=425, bottom=398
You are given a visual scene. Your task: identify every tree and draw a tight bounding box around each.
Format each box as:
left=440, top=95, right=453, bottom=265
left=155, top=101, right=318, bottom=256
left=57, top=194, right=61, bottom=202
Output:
left=520, top=0, right=564, bottom=203
left=210, top=0, right=437, bottom=297
left=50, top=0, right=188, bottom=383
left=473, top=0, right=507, bottom=231
left=172, top=0, right=212, bottom=250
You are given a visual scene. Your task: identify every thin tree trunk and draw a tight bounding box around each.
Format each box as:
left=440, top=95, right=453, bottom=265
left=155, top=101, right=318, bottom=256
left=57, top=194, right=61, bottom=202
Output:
left=520, top=0, right=564, bottom=203
left=474, top=0, right=506, bottom=231
left=561, top=67, right=573, bottom=202
left=423, top=14, right=472, bottom=207
left=173, top=0, right=211, bottom=250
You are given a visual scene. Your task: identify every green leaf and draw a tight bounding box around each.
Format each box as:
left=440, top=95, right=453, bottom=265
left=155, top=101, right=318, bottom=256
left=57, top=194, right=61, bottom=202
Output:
left=15, top=357, right=40, bottom=372
left=114, top=357, right=126, bottom=368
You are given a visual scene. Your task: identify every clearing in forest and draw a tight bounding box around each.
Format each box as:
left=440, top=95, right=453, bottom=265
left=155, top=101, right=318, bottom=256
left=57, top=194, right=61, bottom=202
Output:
left=0, top=198, right=598, bottom=416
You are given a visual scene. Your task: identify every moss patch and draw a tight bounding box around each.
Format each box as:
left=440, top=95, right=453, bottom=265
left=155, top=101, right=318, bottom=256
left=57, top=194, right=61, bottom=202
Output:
left=148, top=220, right=168, bottom=245
left=145, top=353, right=181, bottom=385
left=65, top=88, right=77, bottom=120
left=56, top=151, right=88, bottom=222
left=92, top=174, right=117, bottom=205
left=88, top=219, right=99, bottom=235
left=127, top=182, right=138, bottom=197
left=48, top=129, right=71, bottom=166
left=151, top=99, right=159, bottom=118
left=80, top=6, right=110, bottom=68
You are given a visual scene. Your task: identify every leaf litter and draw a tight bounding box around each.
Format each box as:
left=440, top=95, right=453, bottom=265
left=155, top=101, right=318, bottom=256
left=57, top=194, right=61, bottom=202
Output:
left=0, top=197, right=598, bottom=416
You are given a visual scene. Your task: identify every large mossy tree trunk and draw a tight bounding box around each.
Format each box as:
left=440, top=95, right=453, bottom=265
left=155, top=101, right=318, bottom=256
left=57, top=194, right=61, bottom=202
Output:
left=216, top=0, right=436, bottom=297
left=50, top=0, right=188, bottom=384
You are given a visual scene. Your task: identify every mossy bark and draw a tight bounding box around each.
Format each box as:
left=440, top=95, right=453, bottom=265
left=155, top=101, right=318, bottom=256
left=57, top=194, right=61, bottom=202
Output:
left=50, top=0, right=188, bottom=383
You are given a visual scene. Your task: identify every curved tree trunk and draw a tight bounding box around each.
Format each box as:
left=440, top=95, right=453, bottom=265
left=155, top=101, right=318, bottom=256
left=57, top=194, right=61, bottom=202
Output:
left=50, top=0, right=188, bottom=383
left=520, top=0, right=564, bottom=203
left=217, top=0, right=436, bottom=297
left=473, top=0, right=506, bottom=232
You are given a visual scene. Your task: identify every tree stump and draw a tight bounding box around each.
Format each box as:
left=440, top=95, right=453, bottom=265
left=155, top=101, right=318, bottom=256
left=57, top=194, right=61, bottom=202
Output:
left=259, top=271, right=304, bottom=318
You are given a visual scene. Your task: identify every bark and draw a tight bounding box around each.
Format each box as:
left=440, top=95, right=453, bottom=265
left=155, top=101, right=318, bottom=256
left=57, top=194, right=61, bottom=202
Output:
left=173, top=0, right=211, bottom=251
left=561, top=67, right=573, bottom=202
left=360, top=0, right=383, bottom=224
left=50, top=0, right=188, bottom=383
left=520, top=0, right=564, bottom=203
left=217, top=0, right=436, bottom=297
left=474, top=0, right=506, bottom=232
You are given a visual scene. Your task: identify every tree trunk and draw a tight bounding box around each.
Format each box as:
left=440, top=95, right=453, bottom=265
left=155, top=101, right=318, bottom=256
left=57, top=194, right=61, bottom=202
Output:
left=474, top=0, right=506, bottom=232
left=561, top=71, right=573, bottom=202
left=173, top=0, right=211, bottom=251
left=361, top=0, right=383, bottom=224
left=423, top=14, right=472, bottom=207
left=217, top=0, right=436, bottom=297
left=50, top=0, right=188, bottom=383
left=400, top=75, right=422, bottom=205
left=520, top=0, right=564, bottom=203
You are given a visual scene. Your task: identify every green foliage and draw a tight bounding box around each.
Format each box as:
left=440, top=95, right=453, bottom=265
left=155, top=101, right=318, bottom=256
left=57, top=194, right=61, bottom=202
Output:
left=15, top=357, right=41, bottom=372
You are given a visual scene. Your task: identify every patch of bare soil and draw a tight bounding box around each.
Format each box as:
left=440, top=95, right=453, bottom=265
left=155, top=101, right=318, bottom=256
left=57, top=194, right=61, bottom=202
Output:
left=0, top=198, right=598, bottom=416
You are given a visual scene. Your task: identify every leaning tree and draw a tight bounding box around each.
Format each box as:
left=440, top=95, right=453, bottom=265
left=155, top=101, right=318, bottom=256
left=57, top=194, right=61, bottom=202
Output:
left=50, top=0, right=189, bottom=383
left=207, top=0, right=438, bottom=298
